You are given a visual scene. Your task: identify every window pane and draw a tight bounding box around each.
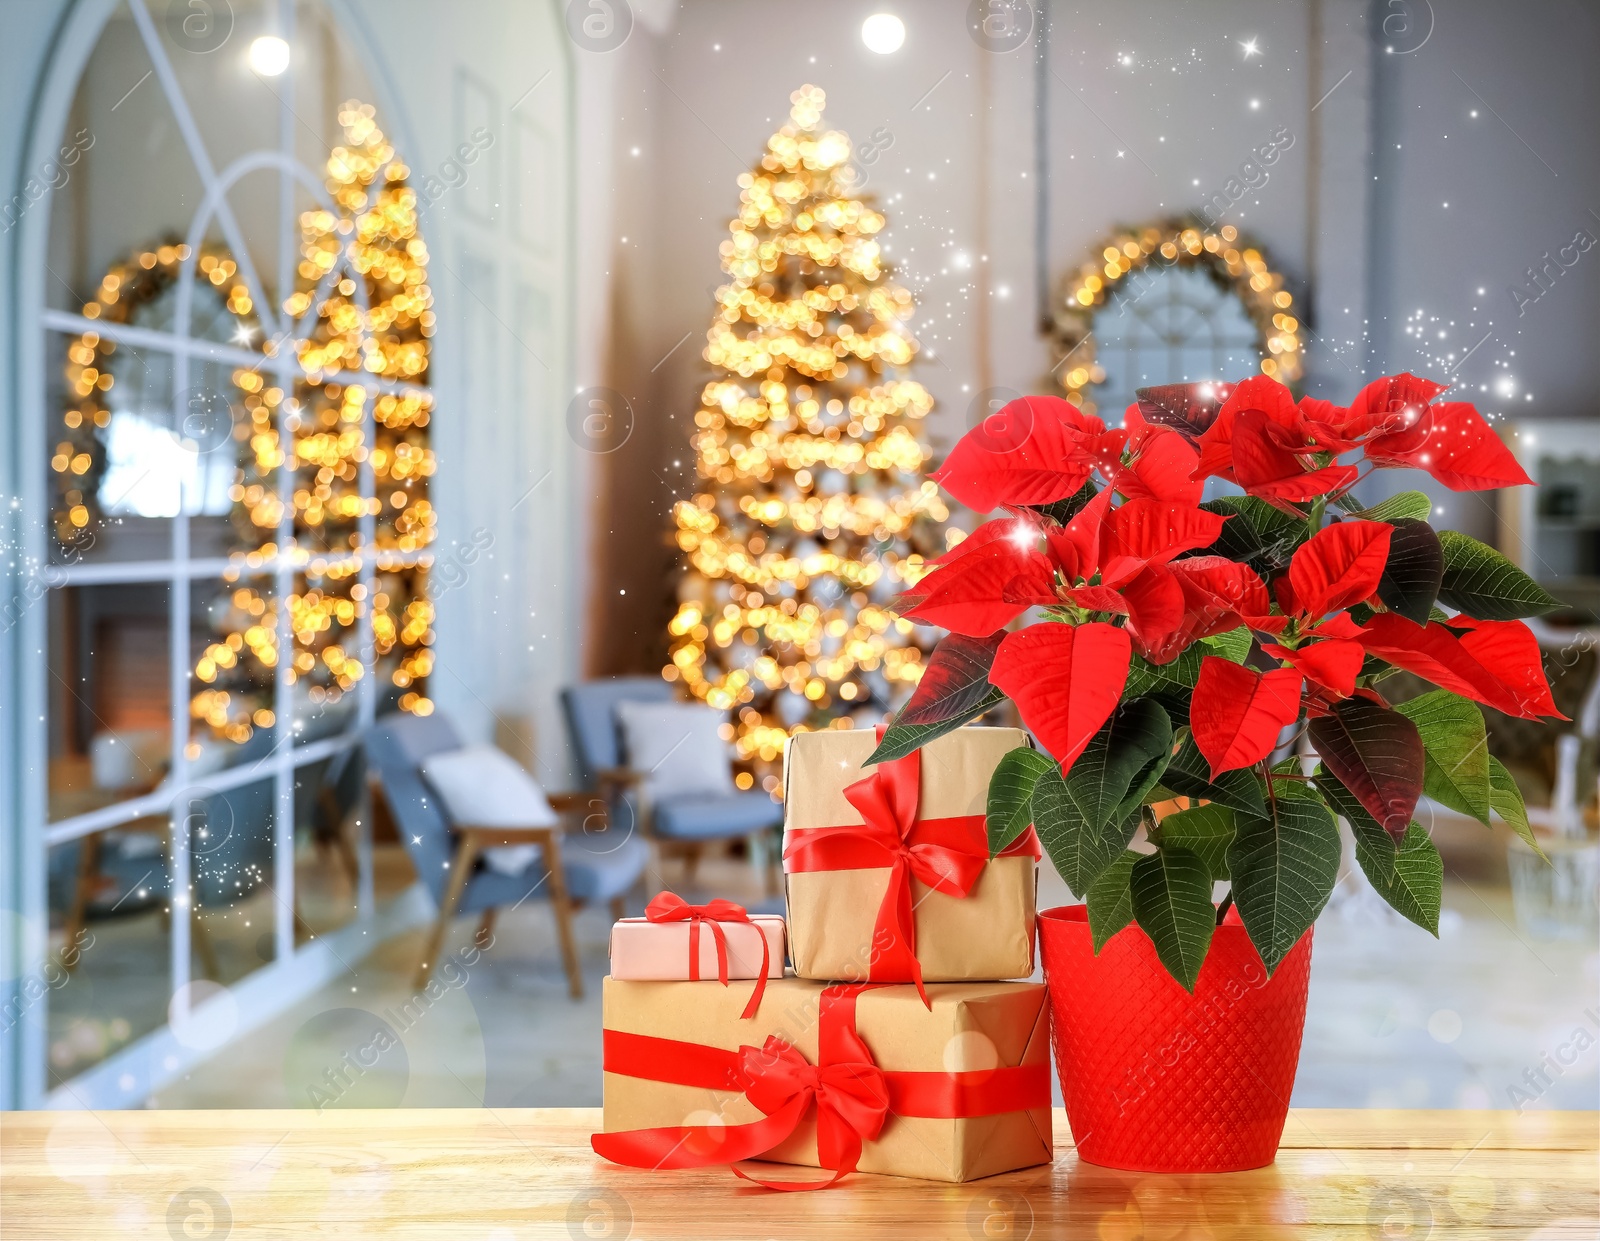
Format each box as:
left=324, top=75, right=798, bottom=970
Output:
left=189, top=573, right=280, bottom=771
left=47, top=582, right=170, bottom=825
left=1093, top=266, right=1261, bottom=423
left=45, top=833, right=170, bottom=1087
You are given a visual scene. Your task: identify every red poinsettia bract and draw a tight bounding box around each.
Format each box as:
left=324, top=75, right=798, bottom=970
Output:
left=898, top=372, right=1560, bottom=822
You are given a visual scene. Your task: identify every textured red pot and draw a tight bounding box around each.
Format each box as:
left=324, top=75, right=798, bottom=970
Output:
left=1039, top=904, right=1314, bottom=1173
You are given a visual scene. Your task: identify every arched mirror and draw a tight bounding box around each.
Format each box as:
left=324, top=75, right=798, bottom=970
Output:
left=1049, top=219, right=1304, bottom=421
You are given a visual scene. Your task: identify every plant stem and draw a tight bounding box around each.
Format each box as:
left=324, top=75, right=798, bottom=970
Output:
left=1306, top=495, right=1327, bottom=534
left=1215, top=891, right=1234, bottom=926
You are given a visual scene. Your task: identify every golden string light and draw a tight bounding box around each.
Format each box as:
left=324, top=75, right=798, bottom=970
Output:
left=192, top=100, right=438, bottom=742
left=666, top=85, right=946, bottom=783
left=54, top=101, right=439, bottom=749
left=1051, top=219, right=1304, bottom=414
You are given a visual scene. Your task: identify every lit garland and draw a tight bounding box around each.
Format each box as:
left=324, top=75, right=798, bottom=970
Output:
left=666, top=85, right=947, bottom=783
left=53, top=243, right=258, bottom=546
left=1051, top=219, right=1303, bottom=414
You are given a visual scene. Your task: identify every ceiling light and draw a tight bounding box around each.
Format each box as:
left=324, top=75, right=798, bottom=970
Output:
left=861, top=13, right=905, bottom=54
left=249, top=35, right=290, bottom=76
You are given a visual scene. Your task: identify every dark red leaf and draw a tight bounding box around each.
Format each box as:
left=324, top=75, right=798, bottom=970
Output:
left=1375, top=518, right=1444, bottom=625
left=896, top=632, right=1007, bottom=726
left=1134, top=382, right=1236, bottom=440
left=1307, top=696, right=1423, bottom=840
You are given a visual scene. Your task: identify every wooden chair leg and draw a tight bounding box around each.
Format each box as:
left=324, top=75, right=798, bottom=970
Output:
left=192, top=914, right=222, bottom=981
left=684, top=841, right=702, bottom=887
left=765, top=828, right=782, bottom=899
left=416, top=834, right=479, bottom=988
left=475, top=908, right=496, bottom=951
left=62, top=833, right=102, bottom=972
left=543, top=832, right=583, bottom=1000
left=609, top=895, right=626, bottom=922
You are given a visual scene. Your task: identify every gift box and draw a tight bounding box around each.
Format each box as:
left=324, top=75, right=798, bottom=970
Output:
left=782, top=725, right=1038, bottom=990
left=593, top=976, right=1052, bottom=1184
left=609, top=894, right=785, bottom=984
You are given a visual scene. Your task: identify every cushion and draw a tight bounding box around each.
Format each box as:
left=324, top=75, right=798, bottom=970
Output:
left=420, top=745, right=560, bottom=876
left=420, top=744, right=559, bottom=830
left=613, top=701, right=735, bottom=802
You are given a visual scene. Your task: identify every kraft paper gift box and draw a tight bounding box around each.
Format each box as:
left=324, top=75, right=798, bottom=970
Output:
left=782, top=725, right=1037, bottom=987
left=594, top=976, right=1053, bottom=1183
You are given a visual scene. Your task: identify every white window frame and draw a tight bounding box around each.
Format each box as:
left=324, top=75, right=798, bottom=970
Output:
left=10, top=0, right=434, bottom=1109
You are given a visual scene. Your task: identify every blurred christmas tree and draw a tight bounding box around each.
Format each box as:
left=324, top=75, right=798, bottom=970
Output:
left=666, top=85, right=947, bottom=788
left=189, top=101, right=437, bottom=748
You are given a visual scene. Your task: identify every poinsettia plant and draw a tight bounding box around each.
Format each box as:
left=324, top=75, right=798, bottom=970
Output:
left=873, top=373, right=1563, bottom=989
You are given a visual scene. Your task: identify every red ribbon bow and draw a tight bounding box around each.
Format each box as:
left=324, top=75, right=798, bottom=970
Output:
left=590, top=983, right=1048, bottom=1190
left=783, top=727, right=1039, bottom=1007
left=644, top=891, right=771, bottom=1019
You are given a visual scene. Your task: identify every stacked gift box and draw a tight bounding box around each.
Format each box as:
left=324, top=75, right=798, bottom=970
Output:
left=593, top=725, right=1054, bottom=1185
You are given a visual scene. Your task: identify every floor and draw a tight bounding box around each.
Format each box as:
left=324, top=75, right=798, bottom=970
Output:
left=145, top=838, right=1600, bottom=1114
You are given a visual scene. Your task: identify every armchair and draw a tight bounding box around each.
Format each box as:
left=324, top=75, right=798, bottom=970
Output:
left=365, top=711, right=647, bottom=996
left=560, top=677, right=784, bottom=891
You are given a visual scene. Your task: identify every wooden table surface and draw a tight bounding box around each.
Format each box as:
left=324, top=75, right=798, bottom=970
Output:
left=2, top=1107, right=1595, bottom=1239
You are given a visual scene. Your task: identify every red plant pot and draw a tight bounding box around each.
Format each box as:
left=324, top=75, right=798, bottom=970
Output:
left=1039, top=904, right=1314, bottom=1173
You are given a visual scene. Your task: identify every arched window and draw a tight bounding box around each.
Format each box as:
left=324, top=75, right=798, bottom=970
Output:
left=1049, top=219, right=1304, bottom=421
left=19, top=0, right=434, bottom=1105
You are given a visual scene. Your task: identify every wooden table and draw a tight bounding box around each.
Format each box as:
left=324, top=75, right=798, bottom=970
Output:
left=2, top=1108, right=1594, bottom=1238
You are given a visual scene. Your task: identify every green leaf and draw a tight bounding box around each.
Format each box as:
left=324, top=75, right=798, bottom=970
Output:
left=1200, top=625, right=1253, bottom=664
left=1130, top=847, right=1217, bottom=991
left=987, top=746, right=1055, bottom=857
left=868, top=686, right=1005, bottom=764
left=1150, top=803, right=1235, bottom=880
left=1489, top=756, right=1545, bottom=858
left=1032, top=769, right=1142, bottom=898
left=1394, top=691, right=1491, bottom=827
left=1356, top=490, right=1434, bottom=524
left=1226, top=795, right=1341, bottom=974
left=1085, top=850, right=1139, bottom=951
left=1161, top=735, right=1269, bottom=820
left=1031, top=700, right=1171, bottom=895
left=1060, top=699, right=1174, bottom=836
left=1352, top=819, right=1443, bottom=935
left=1436, top=530, right=1562, bottom=620
left=1124, top=647, right=1202, bottom=727
left=1200, top=495, right=1306, bottom=576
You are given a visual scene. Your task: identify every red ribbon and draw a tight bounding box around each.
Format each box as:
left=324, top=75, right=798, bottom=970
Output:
left=782, top=727, right=1041, bottom=1007
left=644, top=892, right=772, bottom=1020
left=590, top=984, right=1048, bottom=1190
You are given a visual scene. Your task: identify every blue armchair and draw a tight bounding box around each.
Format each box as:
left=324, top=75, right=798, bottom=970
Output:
left=560, top=677, right=784, bottom=891
left=365, top=711, right=647, bottom=996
